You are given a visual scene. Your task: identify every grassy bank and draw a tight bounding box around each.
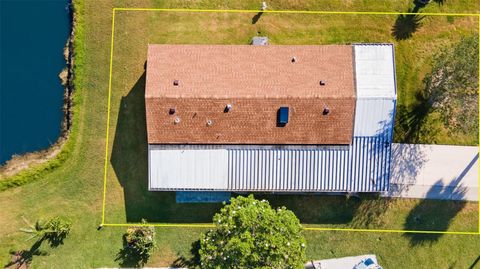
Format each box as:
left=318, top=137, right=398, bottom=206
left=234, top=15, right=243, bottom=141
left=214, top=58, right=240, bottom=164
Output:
left=0, top=0, right=479, bottom=268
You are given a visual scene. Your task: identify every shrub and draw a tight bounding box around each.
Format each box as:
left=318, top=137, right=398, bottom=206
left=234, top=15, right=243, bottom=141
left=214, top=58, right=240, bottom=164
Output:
left=21, top=216, right=72, bottom=247
left=199, top=195, right=306, bottom=269
left=124, top=220, right=156, bottom=256
left=116, top=219, right=156, bottom=267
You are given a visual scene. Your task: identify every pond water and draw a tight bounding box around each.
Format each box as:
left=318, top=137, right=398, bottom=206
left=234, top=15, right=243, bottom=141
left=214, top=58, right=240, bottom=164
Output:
left=0, top=0, right=70, bottom=164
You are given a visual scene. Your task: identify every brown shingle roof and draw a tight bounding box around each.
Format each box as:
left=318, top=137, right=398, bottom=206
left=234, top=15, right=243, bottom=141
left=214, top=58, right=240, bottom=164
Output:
left=145, top=45, right=356, bottom=145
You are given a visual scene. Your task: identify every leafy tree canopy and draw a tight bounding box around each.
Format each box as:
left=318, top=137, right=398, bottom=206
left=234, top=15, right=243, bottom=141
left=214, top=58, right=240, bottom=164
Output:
left=199, top=195, right=306, bottom=269
left=424, top=35, right=479, bottom=136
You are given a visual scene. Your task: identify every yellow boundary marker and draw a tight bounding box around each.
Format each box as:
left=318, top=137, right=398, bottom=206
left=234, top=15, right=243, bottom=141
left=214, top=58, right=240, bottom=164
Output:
left=477, top=15, right=480, bottom=235
left=101, top=8, right=116, bottom=225
left=101, top=7, right=480, bottom=235
left=113, top=7, right=478, bottom=17
left=101, top=223, right=479, bottom=235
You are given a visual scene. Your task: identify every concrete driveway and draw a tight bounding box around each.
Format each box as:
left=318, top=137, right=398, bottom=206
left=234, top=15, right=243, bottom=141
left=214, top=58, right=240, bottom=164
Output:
left=384, top=143, right=478, bottom=201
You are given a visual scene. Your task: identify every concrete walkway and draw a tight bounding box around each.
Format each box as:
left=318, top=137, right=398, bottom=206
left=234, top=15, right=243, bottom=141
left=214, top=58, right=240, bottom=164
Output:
left=384, top=143, right=478, bottom=201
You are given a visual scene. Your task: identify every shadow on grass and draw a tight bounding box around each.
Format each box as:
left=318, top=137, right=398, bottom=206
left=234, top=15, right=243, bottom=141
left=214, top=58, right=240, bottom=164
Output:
left=350, top=194, right=393, bottom=228
left=171, top=240, right=201, bottom=268
left=469, top=256, right=480, bottom=269
left=253, top=194, right=362, bottom=224
left=4, top=239, right=48, bottom=269
left=252, top=12, right=263, bottom=24
left=403, top=177, right=469, bottom=245
left=394, top=91, right=432, bottom=143
left=115, top=234, right=151, bottom=268
left=403, top=152, right=478, bottom=245
left=391, top=6, right=424, bottom=41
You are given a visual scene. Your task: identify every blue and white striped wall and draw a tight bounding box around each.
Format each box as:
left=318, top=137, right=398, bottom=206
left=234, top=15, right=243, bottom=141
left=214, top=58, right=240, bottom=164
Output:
left=148, top=44, right=397, bottom=193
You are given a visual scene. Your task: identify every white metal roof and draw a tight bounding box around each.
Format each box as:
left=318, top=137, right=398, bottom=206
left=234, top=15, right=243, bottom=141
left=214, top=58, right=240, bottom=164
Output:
left=148, top=137, right=392, bottom=192
left=354, top=44, right=396, bottom=99
left=148, top=145, right=229, bottom=190
left=353, top=98, right=395, bottom=137
left=353, top=44, right=396, bottom=137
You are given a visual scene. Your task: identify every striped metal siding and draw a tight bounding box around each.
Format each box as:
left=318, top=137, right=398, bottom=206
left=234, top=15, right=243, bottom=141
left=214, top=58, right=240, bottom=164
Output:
left=228, top=136, right=391, bottom=192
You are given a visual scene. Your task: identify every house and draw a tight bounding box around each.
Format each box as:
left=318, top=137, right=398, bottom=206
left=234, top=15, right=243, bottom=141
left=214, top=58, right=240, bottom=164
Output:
left=145, top=44, right=397, bottom=192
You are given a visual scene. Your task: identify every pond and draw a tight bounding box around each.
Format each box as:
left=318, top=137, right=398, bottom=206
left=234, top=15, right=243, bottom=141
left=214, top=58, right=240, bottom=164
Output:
left=0, top=0, right=70, bottom=164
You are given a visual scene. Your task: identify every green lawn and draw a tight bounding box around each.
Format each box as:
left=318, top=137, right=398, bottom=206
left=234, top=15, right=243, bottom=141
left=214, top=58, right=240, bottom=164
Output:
left=0, top=0, right=479, bottom=268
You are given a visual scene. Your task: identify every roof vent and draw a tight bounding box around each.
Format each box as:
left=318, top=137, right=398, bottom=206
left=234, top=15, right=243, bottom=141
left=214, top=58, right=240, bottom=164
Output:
left=206, top=119, right=213, bottom=126
left=174, top=117, right=181, bottom=124
left=291, top=57, right=296, bottom=63
left=173, top=79, right=179, bottom=86
left=319, top=80, right=326, bottom=86
left=323, top=107, right=330, bottom=115
left=169, top=108, right=176, bottom=115
left=224, top=104, right=232, bottom=113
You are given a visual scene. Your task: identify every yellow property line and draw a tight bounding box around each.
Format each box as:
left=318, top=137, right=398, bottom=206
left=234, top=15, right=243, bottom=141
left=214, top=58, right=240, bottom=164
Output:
left=304, top=227, right=479, bottom=235
left=101, top=7, right=480, bottom=235
left=113, top=7, right=479, bottom=17
left=476, top=15, right=480, bottom=235
left=101, top=8, right=116, bottom=225
left=102, top=223, right=479, bottom=235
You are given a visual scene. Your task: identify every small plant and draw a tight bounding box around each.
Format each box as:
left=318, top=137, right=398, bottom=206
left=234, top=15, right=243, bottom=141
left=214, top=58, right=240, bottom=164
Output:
left=20, top=216, right=72, bottom=247
left=125, top=219, right=156, bottom=256
left=116, top=219, right=156, bottom=267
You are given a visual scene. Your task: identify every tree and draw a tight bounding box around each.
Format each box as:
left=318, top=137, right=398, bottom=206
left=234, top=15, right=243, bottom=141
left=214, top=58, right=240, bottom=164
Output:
left=423, top=35, right=479, bottom=137
left=199, top=195, right=306, bottom=269
left=20, top=216, right=72, bottom=247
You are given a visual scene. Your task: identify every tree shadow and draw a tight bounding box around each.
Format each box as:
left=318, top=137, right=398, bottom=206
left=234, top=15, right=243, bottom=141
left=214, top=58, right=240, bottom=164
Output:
left=403, top=176, right=469, bottom=245
left=350, top=194, right=394, bottom=229
left=402, top=152, right=477, bottom=245
left=44, top=232, right=68, bottom=248
left=394, top=91, right=432, bottom=143
left=115, top=234, right=150, bottom=268
left=170, top=240, right=201, bottom=268
left=253, top=194, right=361, bottom=224
left=110, top=72, right=223, bottom=223
left=391, top=6, right=424, bottom=41
left=469, top=256, right=480, bottom=269
left=388, top=143, right=428, bottom=197
left=4, top=239, right=48, bottom=269
left=252, top=12, right=264, bottom=24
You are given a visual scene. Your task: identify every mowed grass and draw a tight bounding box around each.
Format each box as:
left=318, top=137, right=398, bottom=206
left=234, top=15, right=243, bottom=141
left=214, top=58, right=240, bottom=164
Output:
left=0, top=0, right=479, bottom=268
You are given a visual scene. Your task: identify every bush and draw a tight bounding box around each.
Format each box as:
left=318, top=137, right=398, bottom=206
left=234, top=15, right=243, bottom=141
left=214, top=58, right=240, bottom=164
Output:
left=124, top=221, right=156, bottom=256
left=199, top=195, right=306, bottom=269
left=116, top=219, right=156, bottom=267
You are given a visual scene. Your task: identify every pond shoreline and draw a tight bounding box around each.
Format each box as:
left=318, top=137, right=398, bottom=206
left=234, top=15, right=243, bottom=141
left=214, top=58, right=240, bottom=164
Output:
left=0, top=1, right=76, bottom=178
